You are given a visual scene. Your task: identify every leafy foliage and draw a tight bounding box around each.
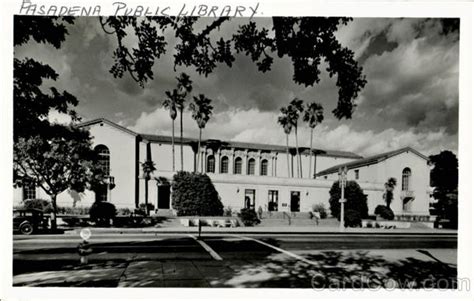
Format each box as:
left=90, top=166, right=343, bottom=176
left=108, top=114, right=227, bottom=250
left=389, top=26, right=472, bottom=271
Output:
left=89, top=201, right=117, bottom=226
left=329, top=180, right=368, bottom=220
left=13, top=127, right=108, bottom=214
left=374, top=205, right=395, bottom=221
left=14, top=16, right=79, bottom=140
left=429, top=151, right=458, bottom=228
left=171, top=171, right=223, bottom=216
left=238, top=208, right=261, bottom=226
left=100, top=17, right=366, bottom=119
left=383, top=177, right=397, bottom=208
left=303, top=102, right=324, bottom=129
left=344, top=209, right=362, bottom=227
left=312, top=203, right=328, bottom=219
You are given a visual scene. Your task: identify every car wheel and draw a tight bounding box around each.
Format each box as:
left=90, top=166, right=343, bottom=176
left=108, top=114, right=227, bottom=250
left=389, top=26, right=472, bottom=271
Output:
left=19, top=222, right=33, bottom=235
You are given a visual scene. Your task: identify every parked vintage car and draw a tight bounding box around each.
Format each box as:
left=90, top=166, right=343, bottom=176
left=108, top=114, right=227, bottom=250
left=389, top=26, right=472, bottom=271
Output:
left=13, top=209, right=50, bottom=235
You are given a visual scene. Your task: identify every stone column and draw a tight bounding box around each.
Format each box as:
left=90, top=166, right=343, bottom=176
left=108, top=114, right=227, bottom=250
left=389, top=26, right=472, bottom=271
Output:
left=216, top=149, right=221, bottom=174
left=230, top=148, right=235, bottom=174
left=244, top=150, right=249, bottom=175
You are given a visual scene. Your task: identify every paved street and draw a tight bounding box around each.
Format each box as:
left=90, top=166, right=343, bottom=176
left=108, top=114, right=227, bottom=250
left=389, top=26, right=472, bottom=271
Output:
left=13, top=233, right=457, bottom=288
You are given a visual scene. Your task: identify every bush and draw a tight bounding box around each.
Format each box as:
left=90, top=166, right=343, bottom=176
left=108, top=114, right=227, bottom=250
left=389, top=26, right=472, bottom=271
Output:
left=57, top=206, right=90, bottom=215
left=172, top=171, right=224, bottom=216
left=344, top=209, right=362, bottom=227
left=374, top=205, right=395, bottom=220
left=89, top=201, right=116, bottom=226
left=312, top=203, right=328, bottom=219
left=21, top=198, right=53, bottom=213
left=238, top=208, right=260, bottom=226
left=223, top=206, right=233, bottom=217
left=329, top=180, right=368, bottom=220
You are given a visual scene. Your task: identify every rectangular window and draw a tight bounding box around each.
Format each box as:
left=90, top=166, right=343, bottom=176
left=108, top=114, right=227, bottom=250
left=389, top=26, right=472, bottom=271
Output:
left=268, top=190, right=278, bottom=211
left=355, top=169, right=359, bottom=180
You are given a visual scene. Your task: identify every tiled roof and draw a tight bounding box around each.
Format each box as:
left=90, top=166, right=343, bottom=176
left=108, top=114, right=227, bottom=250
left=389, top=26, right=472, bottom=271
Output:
left=78, top=118, right=362, bottom=159
left=315, top=147, right=429, bottom=177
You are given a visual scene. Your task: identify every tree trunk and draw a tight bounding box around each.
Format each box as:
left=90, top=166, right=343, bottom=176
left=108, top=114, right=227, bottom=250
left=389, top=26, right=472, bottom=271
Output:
left=171, top=119, right=175, bottom=172
left=309, top=128, right=313, bottom=178
left=294, top=126, right=301, bottom=178
left=50, top=194, right=58, bottom=231
left=285, top=134, right=291, bottom=178
left=197, top=128, right=202, bottom=173
left=144, top=179, right=149, bottom=216
left=180, top=108, right=184, bottom=171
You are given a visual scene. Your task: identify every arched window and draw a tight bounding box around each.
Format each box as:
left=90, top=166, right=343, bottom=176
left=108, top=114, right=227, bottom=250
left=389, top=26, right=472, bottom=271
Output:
left=206, top=155, right=215, bottom=173
left=402, top=168, right=411, bottom=191
left=234, top=157, right=242, bottom=174
left=247, top=158, right=255, bottom=175
left=220, top=156, right=229, bottom=173
left=95, top=145, right=110, bottom=176
left=260, top=159, right=268, bottom=176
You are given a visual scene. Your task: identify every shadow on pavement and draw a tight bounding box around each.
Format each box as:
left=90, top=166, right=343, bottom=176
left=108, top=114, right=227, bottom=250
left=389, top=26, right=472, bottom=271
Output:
left=13, top=237, right=457, bottom=288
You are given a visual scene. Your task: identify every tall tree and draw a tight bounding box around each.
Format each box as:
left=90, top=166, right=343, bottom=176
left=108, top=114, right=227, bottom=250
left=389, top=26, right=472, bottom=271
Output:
left=100, top=17, right=367, bottom=120
left=14, top=126, right=107, bottom=230
left=176, top=73, right=193, bottom=171
left=288, top=98, right=304, bottom=178
left=383, top=177, right=397, bottom=209
left=429, top=150, right=458, bottom=227
left=303, top=102, right=324, bottom=178
left=141, top=160, right=157, bottom=216
left=277, top=107, right=293, bottom=178
left=162, top=89, right=180, bottom=172
left=189, top=94, right=214, bottom=172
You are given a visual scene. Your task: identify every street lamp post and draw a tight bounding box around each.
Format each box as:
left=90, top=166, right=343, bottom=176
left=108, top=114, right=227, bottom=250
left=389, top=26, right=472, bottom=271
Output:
left=338, top=166, right=347, bottom=232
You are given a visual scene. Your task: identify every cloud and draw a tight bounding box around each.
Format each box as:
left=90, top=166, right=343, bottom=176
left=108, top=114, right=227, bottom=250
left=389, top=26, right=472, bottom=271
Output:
left=15, top=17, right=459, bottom=158
left=130, top=107, right=457, bottom=157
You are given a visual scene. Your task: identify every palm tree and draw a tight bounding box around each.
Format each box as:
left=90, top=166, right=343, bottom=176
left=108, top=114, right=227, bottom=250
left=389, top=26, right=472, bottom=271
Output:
left=189, top=94, right=213, bottom=172
left=141, top=160, right=157, bottom=216
left=162, top=89, right=180, bottom=172
left=176, top=73, right=193, bottom=171
left=303, top=102, right=324, bottom=178
left=288, top=98, right=304, bottom=178
left=277, top=107, right=293, bottom=178
left=384, top=177, right=397, bottom=209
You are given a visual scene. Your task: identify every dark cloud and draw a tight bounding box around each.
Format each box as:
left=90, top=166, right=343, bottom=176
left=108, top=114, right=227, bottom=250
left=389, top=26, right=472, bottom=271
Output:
left=15, top=17, right=459, bottom=155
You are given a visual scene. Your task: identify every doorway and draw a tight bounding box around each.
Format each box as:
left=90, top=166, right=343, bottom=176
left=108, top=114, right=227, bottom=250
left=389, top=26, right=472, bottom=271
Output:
left=244, top=189, right=256, bottom=210
left=290, top=191, right=300, bottom=212
left=157, top=185, right=170, bottom=209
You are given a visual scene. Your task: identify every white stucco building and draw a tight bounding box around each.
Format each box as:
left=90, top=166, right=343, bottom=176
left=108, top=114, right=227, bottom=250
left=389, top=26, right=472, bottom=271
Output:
left=14, top=118, right=432, bottom=217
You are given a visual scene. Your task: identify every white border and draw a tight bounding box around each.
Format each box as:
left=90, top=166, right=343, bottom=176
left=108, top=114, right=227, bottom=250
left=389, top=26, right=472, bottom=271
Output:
left=1, top=0, right=472, bottom=300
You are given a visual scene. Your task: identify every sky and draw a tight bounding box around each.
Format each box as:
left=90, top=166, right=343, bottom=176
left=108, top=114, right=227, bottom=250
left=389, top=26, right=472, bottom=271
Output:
left=15, top=17, right=459, bottom=157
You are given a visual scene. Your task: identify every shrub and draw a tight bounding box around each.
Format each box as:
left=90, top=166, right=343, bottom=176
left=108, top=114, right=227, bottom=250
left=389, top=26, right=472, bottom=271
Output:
left=238, top=208, right=260, bottom=226
left=57, top=206, right=90, bottom=215
left=223, top=206, right=233, bottom=217
left=172, top=171, right=224, bottom=216
left=21, top=198, right=53, bottom=213
left=374, top=205, right=395, bottom=220
left=329, top=180, right=368, bottom=220
left=89, top=201, right=116, bottom=226
left=312, top=203, right=328, bottom=219
left=344, top=209, right=362, bottom=227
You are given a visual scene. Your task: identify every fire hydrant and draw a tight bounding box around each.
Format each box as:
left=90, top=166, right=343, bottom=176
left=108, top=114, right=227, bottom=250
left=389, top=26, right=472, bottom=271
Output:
left=77, top=228, right=93, bottom=264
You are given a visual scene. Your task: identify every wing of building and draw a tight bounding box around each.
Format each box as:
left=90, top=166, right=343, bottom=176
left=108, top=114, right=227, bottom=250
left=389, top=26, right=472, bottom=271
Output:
left=14, top=118, right=431, bottom=216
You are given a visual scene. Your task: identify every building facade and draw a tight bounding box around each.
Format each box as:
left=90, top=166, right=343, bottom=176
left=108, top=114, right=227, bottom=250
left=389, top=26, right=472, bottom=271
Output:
left=13, top=118, right=432, bottom=216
